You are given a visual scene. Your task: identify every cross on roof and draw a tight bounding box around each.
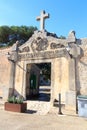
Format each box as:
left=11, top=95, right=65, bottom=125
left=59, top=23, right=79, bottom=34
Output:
left=36, top=10, right=49, bottom=31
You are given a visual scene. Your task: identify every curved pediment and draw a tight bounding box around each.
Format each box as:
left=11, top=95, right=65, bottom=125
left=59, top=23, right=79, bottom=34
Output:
left=19, top=31, right=66, bottom=53
left=8, top=31, right=82, bottom=62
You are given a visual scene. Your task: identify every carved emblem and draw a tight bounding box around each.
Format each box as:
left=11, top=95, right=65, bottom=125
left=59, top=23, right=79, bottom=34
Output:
left=8, top=52, right=18, bottom=62
left=22, top=46, right=30, bottom=52
left=50, top=42, right=65, bottom=49
left=19, top=46, right=30, bottom=53
left=31, top=37, right=48, bottom=52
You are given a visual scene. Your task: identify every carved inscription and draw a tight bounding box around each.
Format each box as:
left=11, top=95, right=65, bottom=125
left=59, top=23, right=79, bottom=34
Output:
left=18, top=49, right=66, bottom=60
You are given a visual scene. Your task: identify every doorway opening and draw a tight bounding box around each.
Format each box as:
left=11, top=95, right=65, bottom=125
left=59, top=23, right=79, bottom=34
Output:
left=26, top=62, right=51, bottom=102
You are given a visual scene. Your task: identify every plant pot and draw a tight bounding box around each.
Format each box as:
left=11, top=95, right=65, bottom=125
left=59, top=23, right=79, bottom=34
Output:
left=4, top=102, right=27, bottom=113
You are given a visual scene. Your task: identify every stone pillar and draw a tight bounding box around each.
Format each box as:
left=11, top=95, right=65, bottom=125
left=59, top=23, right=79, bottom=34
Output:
left=8, top=41, right=19, bottom=97
left=50, top=60, right=55, bottom=106
left=22, top=61, right=27, bottom=100
left=9, top=61, right=15, bottom=96
left=69, top=58, right=76, bottom=91
left=65, top=58, right=77, bottom=111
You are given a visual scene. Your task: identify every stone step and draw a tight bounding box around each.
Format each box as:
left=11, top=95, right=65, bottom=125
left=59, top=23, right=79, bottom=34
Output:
left=0, top=100, right=51, bottom=115
left=26, top=101, right=50, bottom=115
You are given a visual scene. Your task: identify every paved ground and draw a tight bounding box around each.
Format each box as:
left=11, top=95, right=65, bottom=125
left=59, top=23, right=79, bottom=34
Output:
left=0, top=86, right=87, bottom=130
left=0, top=109, right=87, bottom=130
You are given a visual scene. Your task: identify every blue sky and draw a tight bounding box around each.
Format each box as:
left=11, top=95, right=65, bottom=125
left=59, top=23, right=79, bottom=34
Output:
left=0, top=0, right=87, bottom=38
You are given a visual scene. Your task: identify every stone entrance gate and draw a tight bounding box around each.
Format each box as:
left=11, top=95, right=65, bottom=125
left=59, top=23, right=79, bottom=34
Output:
left=7, top=28, right=81, bottom=111
left=0, top=11, right=83, bottom=112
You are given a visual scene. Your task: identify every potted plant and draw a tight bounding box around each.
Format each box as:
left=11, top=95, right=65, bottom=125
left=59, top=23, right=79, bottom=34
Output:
left=5, top=96, right=27, bottom=113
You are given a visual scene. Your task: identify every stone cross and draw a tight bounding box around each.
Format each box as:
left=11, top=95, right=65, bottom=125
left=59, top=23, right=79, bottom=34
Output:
left=36, top=10, right=49, bottom=31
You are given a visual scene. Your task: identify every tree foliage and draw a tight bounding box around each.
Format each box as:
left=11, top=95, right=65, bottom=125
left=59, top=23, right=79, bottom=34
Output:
left=0, top=25, right=37, bottom=45
left=36, top=63, right=51, bottom=80
left=58, top=35, right=66, bottom=39
left=0, top=26, right=10, bottom=43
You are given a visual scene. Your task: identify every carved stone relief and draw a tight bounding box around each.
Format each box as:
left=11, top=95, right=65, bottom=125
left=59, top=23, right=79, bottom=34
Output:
left=18, top=49, right=67, bottom=61
left=50, top=42, right=65, bottom=49
left=31, top=37, right=49, bottom=52
left=22, top=46, right=30, bottom=52
left=19, top=46, right=30, bottom=53
left=8, top=52, right=18, bottom=62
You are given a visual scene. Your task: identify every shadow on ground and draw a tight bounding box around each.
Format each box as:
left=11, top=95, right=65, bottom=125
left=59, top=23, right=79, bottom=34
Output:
left=25, top=109, right=37, bottom=114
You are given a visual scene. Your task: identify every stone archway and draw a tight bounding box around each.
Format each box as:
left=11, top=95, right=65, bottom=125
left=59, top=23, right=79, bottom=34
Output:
left=0, top=10, right=83, bottom=113
left=7, top=30, right=81, bottom=112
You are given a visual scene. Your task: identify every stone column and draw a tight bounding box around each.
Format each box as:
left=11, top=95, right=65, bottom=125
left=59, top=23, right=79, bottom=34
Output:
left=69, top=58, right=76, bottom=91
left=22, top=61, right=27, bottom=100
left=9, top=61, right=15, bottom=96
left=8, top=41, right=19, bottom=97
left=50, top=60, right=55, bottom=107
left=65, top=58, right=77, bottom=111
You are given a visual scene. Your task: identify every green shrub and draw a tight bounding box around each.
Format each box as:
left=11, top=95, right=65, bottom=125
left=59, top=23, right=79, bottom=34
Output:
left=8, top=96, right=13, bottom=103
left=17, top=98, right=23, bottom=104
left=8, top=96, right=23, bottom=104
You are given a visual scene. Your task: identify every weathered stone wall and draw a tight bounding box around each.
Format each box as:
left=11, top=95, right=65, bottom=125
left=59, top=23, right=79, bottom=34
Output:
left=53, top=57, right=69, bottom=102
left=77, top=38, right=87, bottom=95
left=0, top=48, right=11, bottom=99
